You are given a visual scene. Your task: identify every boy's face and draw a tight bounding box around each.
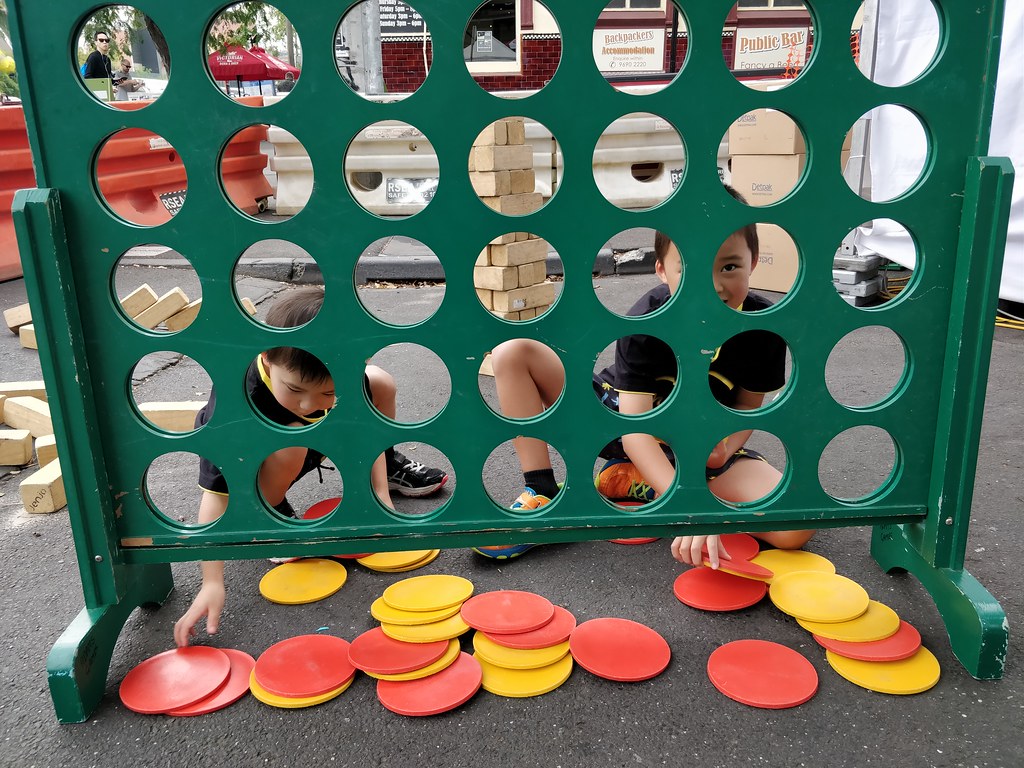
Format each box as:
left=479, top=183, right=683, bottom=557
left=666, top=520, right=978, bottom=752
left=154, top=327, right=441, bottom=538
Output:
left=262, top=355, right=336, bottom=417
left=655, top=243, right=683, bottom=296
left=712, top=231, right=755, bottom=310
left=95, top=34, right=110, bottom=53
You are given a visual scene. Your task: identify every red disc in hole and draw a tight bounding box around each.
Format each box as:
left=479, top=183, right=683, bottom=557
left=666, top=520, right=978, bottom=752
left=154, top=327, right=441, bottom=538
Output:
left=707, top=639, right=818, bottom=709
left=673, top=567, right=767, bottom=611
left=119, top=646, right=231, bottom=714
left=376, top=652, right=482, bottom=716
left=569, top=617, right=671, bottom=682
left=460, top=590, right=555, bottom=634
left=303, top=498, right=340, bottom=519
left=254, top=634, right=354, bottom=698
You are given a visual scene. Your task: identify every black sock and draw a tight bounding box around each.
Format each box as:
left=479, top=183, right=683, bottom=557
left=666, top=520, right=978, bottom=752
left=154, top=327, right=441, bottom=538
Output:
left=523, top=469, right=559, bottom=499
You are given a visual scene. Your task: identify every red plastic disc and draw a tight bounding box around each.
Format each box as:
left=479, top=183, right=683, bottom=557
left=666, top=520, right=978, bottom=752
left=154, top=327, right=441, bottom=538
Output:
left=707, top=639, right=818, bottom=709
left=569, top=618, right=671, bottom=682
left=702, top=555, right=773, bottom=581
left=673, top=567, right=767, bottom=611
left=481, top=606, right=578, bottom=650
left=167, top=649, right=256, bottom=717
left=460, top=590, right=555, bottom=634
left=303, top=498, right=340, bottom=520
left=703, top=533, right=760, bottom=561
left=254, top=634, right=355, bottom=698
left=348, top=627, right=450, bottom=675
left=813, top=620, right=922, bottom=662
left=608, top=537, right=660, bottom=545
left=376, top=652, right=482, bottom=716
left=119, top=646, right=231, bottom=714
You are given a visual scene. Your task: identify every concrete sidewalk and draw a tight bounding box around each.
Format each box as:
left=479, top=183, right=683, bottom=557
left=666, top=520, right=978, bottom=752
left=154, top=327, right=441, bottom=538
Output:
left=0, top=273, right=1021, bottom=768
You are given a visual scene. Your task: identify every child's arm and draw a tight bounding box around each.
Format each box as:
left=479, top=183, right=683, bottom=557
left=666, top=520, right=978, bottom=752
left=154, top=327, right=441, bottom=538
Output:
left=706, top=388, right=767, bottom=468
left=617, top=392, right=677, bottom=496
left=173, top=492, right=228, bottom=647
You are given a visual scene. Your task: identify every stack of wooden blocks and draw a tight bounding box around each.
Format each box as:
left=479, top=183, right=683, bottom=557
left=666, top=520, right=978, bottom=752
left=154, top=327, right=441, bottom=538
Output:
left=470, top=118, right=556, bottom=322
left=0, top=381, right=64, bottom=514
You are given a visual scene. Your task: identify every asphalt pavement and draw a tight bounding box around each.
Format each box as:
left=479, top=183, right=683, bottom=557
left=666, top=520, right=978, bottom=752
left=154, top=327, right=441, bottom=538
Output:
left=0, top=268, right=1021, bottom=768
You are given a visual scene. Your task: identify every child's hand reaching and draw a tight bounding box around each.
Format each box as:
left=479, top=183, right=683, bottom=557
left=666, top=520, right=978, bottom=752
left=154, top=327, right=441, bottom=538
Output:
left=671, top=534, right=732, bottom=569
left=174, top=581, right=225, bottom=647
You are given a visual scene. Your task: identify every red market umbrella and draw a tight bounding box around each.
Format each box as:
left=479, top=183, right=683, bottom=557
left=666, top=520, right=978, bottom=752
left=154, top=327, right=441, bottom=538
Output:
left=207, top=45, right=271, bottom=81
left=246, top=46, right=300, bottom=80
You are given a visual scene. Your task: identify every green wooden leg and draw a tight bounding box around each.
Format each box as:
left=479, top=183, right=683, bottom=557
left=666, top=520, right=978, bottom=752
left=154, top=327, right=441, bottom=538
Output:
left=47, top=563, right=174, bottom=723
left=872, top=524, right=1007, bottom=680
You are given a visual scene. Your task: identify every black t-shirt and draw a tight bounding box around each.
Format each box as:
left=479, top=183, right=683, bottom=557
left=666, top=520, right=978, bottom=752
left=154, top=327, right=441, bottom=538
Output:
left=195, top=357, right=329, bottom=495
left=83, top=50, right=112, bottom=80
left=597, top=285, right=785, bottom=409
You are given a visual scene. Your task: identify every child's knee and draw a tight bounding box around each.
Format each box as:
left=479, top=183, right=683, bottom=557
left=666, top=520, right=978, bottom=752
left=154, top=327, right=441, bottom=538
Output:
left=760, top=529, right=816, bottom=550
left=491, top=339, right=534, bottom=374
left=365, top=365, right=396, bottom=398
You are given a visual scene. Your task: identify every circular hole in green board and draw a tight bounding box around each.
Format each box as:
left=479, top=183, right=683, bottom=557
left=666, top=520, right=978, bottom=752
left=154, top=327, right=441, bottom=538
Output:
left=593, top=228, right=679, bottom=318
left=220, top=123, right=311, bottom=220
left=708, top=430, right=787, bottom=509
left=261, top=449, right=344, bottom=525
left=95, top=129, right=187, bottom=226
left=594, top=443, right=676, bottom=510
left=594, top=335, right=678, bottom=418
left=373, top=441, right=454, bottom=522
left=246, top=344, right=335, bottom=431
left=143, top=451, right=223, bottom=528
left=826, top=326, right=908, bottom=408
left=594, top=1, right=687, bottom=95
left=593, top=112, right=685, bottom=212
left=474, top=232, right=560, bottom=322
left=75, top=7, right=168, bottom=108
left=234, top=242, right=323, bottom=325
left=717, top=222, right=798, bottom=301
left=345, top=120, right=438, bottom=219
left=482, top=438, right=566, bottom=519
left=204, top=2, right=302, bottom=106
left=113, top=245, right=202, bottom=333
left=366, top=343, right=450, bottom=425
left=335, top=0, right=432, bottom=101
left=708, top=330, right=791, bottom=413
left=723, top=1, right=816, bottom=88
left=831, top=218, right=919, bottom=310
left=723, top=109, right=807, bottom=207
left=478, top=338, right=566, bottom=421
left=130, top=351, right=212, bottom=434
left=852, top=0, right=941, bottom=87
left=355, top=237, right=445, bottom=326
left=469, top=117, right=561, bottom=216
left=463, top=1, right=561, bottom=98
left=818, top=425, right=898, bottom=503
left=843, top=105, right=928, bottom=202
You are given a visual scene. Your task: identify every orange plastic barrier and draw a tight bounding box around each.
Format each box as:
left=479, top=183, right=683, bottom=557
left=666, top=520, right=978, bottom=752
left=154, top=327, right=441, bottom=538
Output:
left=0, top=104, right=35, bottom=281
left=221, top=122, right=275, bottom=214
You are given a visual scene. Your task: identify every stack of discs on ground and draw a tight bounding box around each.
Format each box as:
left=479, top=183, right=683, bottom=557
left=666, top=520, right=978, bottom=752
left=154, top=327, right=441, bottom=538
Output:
left=357, top=549, right=441, bottom=573
left=462, top=590, right=577, bottom=698
left=672, top=533, right=770, bottom=612
left=250, top=634, right=357, bottom=708
left=119, top=646, right=255, bottom=716
left=259, top=558, right=349, bottom=605
left=359, top=574, right=480, bottom=715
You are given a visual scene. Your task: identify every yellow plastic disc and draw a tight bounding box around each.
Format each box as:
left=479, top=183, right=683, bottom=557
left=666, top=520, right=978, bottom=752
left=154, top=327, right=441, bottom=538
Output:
left=248, top=669, right=353, bottom=708
left=751, top=549, right=836, bottom=584
left=769, top=571, right=870, bottom=623
left=382, top=574, right=475, bottom=612
left=826, top=646, right=940, bottom=694
left=798, top=600, right=901, bottom=642
left=476, top=653, right=574, bottom=698
left=365, top=638, right=461, bottom=681
left=357, top=550, right=435, bottom=571
left=258, top=558, right=348, bottom=605
left=368, top=549, right=441, bottom=573
left=370, top=596, right=462, bottom=626
left=473, top=632, right=570, bottom=670
left=380, top=612, right=471, bottom=643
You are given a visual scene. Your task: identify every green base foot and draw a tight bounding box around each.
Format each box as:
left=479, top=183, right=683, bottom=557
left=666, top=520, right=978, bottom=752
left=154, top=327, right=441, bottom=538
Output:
left=47, top=563, right=174, bottom=723
left=872, top=524, right=1007, bottom=680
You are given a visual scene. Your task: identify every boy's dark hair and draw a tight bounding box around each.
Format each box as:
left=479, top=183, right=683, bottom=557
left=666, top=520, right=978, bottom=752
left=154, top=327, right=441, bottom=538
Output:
left=263, top=287, right=330, bottom=383
left=653, top=184, right=759, bottom=266
left=94, top=30, right=109, bottom=41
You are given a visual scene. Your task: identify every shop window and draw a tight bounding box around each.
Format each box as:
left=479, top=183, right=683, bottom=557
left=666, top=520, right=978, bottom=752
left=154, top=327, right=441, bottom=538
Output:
left=465, top=1, right=520, bottom=73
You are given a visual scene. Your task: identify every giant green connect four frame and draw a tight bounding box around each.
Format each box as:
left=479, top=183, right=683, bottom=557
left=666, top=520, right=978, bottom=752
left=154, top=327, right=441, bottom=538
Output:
left=8, top=0, right=1013, bottom=722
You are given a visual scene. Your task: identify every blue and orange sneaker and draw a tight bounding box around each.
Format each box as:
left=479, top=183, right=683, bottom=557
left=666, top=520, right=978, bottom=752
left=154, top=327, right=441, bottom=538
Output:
left=471, top=487, right=552, bottom=559
left=595, top=459, right=656, bottom=503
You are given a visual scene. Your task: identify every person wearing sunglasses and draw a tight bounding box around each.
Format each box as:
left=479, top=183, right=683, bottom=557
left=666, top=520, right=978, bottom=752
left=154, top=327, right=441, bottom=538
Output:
left=82, top=30, right=114, bottom=80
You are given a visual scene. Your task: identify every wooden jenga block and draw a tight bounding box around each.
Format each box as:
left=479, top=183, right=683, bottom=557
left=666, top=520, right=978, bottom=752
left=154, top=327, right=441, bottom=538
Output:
left=475, top=248, right=490, bottom=267
left=469, top=170, right=512, bottom=198
left=119, top=284, right=158, bottom=318
left=3, top=302, right=31, bottom=334
left=19, top=323, right=37, bottom=349
left=480, top=193, right=543, bottom=216
left=472, top=144, right=533, bottom=172
left=509, top=169, right=535, bottom=194
left=3, top=396, right=52, bottom=437
left=0, top=429, right=33, bottom=465
left=0, top=394, right=5, bottom=422
left=492, top=282, right=556, bottom=314
left=490, top=310, right=521, bottom=321
left=132, top=288, right=189, bottom=329
left=474, top=265, right=519, bottom=292
left=518, top=307, right=538, bottom=321
left=517, top=261, right=547, bottom=287
left=138, top=401, right=206, bottom=432
left=489, top=232, right=518, bottom=245
left=504, top=117, right=526, bottom=146
left=164, top=299, right=202, bottom=332
left=35, top=433, right=58, bottom=466
left=0, top=380, right=47, bottom=401
left=476, top=288, right=493, bottom=310
left=478, top=353, right=494, bottom=377
left=489, top=238, right=547, bottom=267
left=517, top=232, right=532, bottom=241
left=473, top=121, right=508, bottom=147
left=20, top=458, right=65, bottom=514
left=241, top=297, right=258, bottom=316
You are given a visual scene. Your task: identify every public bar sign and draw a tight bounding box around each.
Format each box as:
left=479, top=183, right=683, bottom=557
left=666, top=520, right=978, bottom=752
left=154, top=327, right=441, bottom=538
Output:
left=733, top=27, right=808, bottom=71
left=379, top=0, right=425, bottom=35
left=593, top=28, right=665, bottom=72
